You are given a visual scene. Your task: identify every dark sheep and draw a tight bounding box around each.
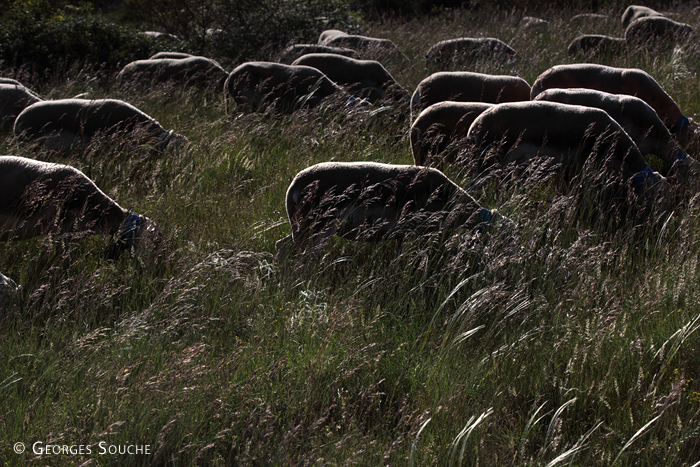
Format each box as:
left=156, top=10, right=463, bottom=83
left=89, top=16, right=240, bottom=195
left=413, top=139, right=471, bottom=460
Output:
left=118, top=56, right=229, bottom=88
left=621, top=5, right=665, bottom=29
left=530, top=64, right=700, bottom=151
left=317, top=30, right=406, bottom=61
left=411, top=71, right=531, bottom=121
left=533, top=88, right=695, bottom=176
left=0, top=81, right=42, bottom=131
left=425, top=38, right=516, bottom=70
left=624, top=16, right=694, bottom=49
left=276, top=161, right=505, bottom=257
left=467, top=101, right=669, bottom=212
left=410, top=101, right=493, bottom=166
left=278, top=44, right=359, bottom=64
left=291, top=53, right=409, bottom=104
left=0, top=155, right=162, bottom=294
left=14, top=99, right=187, bottom=152
left=225, top=62, right=347, bottom=114
left=567, top=35, right=626, bottom=58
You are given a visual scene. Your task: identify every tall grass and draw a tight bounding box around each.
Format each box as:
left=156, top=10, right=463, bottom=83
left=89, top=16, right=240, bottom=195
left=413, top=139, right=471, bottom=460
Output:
left=2, top=4, right=700, bottom=466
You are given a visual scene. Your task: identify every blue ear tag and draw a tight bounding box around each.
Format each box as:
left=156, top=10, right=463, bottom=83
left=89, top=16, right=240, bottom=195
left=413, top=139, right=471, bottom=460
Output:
left=631, top=166, right=654, bottom=192
left=119, top=211, right=141, bottom=243
left=668, top=150, right=688, bottom=170
left=156, top=130, right=172, bottom=149
left=671, top=115, right=690, bottom=135
left=477, top=208, right=493, bottom=224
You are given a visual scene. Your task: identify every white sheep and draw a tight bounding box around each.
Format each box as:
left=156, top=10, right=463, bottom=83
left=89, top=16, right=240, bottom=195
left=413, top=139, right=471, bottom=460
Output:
left=530, top=64, right=700, bottom=152
left=291, top=53, right=409, bottom=104
left=467, top=101, right=670, bottom=212
left=533, top=88, right=695, bottom=176
left=225, top=62, right=348, bottom=114
left=0, top=155, right=161, bottom=295
left=276, top=161, right=507, bottom=257
left=14, top=98, right=186, bottom=152
left=411, top=71, right=531, bottom=121
left=0, top=80, right=42, bottom=131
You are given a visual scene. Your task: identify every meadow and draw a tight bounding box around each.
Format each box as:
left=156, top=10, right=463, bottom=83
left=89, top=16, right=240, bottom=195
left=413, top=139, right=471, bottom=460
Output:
left=2, top=3, right=700, bottom=466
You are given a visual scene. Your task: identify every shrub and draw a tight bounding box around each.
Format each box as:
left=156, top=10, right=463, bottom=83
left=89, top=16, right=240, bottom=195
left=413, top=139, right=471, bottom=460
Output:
left=0, top=0, right=186, bottom=73
left=122, top=0, right=359, bottom=62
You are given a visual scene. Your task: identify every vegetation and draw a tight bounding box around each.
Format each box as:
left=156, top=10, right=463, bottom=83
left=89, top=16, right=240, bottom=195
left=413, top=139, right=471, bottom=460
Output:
left=2, top=2, right=700, bottom=466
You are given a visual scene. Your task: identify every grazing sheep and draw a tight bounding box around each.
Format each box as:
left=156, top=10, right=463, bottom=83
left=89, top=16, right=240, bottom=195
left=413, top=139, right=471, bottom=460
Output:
left=276, top=161, right=504, bottom=255
left=225, top=62, right=347, bottom=114
left=621, top=5, right=665, bottom=29
left=0, top=270, right=18, bottom=308
left=624, top=16, right=694, bottom=48
left=567, top=35, right=626, bottom=57
left=467, top=101, right=669, bottom=210
left=149, top=51, right=193, bottom=60
left=533, top=88, right=693, bottom=175
left=0, top=155, right=160, bottom=255
left=411, top=71, right=531, bottom=121
left=530, top=64, right=699, bottom=151
left=425, top=38, right=516, bottom=70
left=521, top=16, right=549, bottom=32
left=410, top=101, right=493, bottom=166
left=141, top=31, right=179, bottom=41
left=14, top=99, right=186, bottom=152
left=278, top=44, right=358, bottom=64
left=0, top=81, right=42, bottom=131
left=317, top=30, right=406, bottom=60
left=117, top=56, right=228, bottom=88
left=318, top=30, right=348, bottom=44
left=569, top=13, right=614, bottom=30
left=0, top=78, right=24, bottom=85
left=291, top=53, right=408, bottom=104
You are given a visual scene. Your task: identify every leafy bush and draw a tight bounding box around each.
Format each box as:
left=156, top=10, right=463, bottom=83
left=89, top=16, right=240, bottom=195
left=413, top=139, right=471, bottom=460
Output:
left=0, top=0, right=187, bottom=73
left=122, top=0, right=360, bottom=62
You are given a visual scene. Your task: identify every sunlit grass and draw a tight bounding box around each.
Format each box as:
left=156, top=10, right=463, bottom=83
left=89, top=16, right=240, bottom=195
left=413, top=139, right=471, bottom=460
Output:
left=2, top=4, right=700, bottom=466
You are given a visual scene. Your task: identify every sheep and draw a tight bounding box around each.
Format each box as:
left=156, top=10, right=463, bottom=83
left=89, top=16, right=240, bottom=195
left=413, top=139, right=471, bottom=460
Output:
left=530, top=64, right=700, bottom=151
left=624, top=16, right=694, bottom=49
left=14, top=99, right=186, bottom=153
left=621, top=5, right=665, bottom=29
left=521, top=16, right=549, bottom=32
left=567, top=35, right=626, bottom=58
left=532, top=88, right=693, bottom=175
left=410, top=101, right=493, bottom=166
left=290, top=53, right=409, bottom=104
left=0, top=81, right=42, bottom=131
left=424, top=38, right=516, bottom=70
left=278, top=44, right=358, bottom=64
left=317, top=30, right=406, bottom=61
left=140, top=31, right=179, bottom=41
left=276, top=161, right=506, bottom=256
left=149, top=51, right=193, bottom=60
left=0, top=155, right=160, bottom=256
left=318, top=30, right=348, bottom=44
left=0, top=78, right=24, bottom=85
left=411, top=71, right=531, bottom=121
left=117, top=56, right=228, bottom=88
left=569, top=13, right=614, bottom=30
left=0, top=270, right=19, bottom=309
left=225, top=61, right=348, bottom=114
left=467, top=101, right=669, bottom=211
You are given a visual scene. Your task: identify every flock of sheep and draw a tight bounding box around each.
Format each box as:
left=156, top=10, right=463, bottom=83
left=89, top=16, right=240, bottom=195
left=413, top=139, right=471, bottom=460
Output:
left=1, top=4, right=698, bottom=305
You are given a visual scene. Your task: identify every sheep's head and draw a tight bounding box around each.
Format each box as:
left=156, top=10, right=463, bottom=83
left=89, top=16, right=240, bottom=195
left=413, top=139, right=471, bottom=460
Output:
left=105, top=212, right=162, bottom=260
left=633, top=168, right=671, bottom=215
left=0, top=272, right=19, bottom=309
